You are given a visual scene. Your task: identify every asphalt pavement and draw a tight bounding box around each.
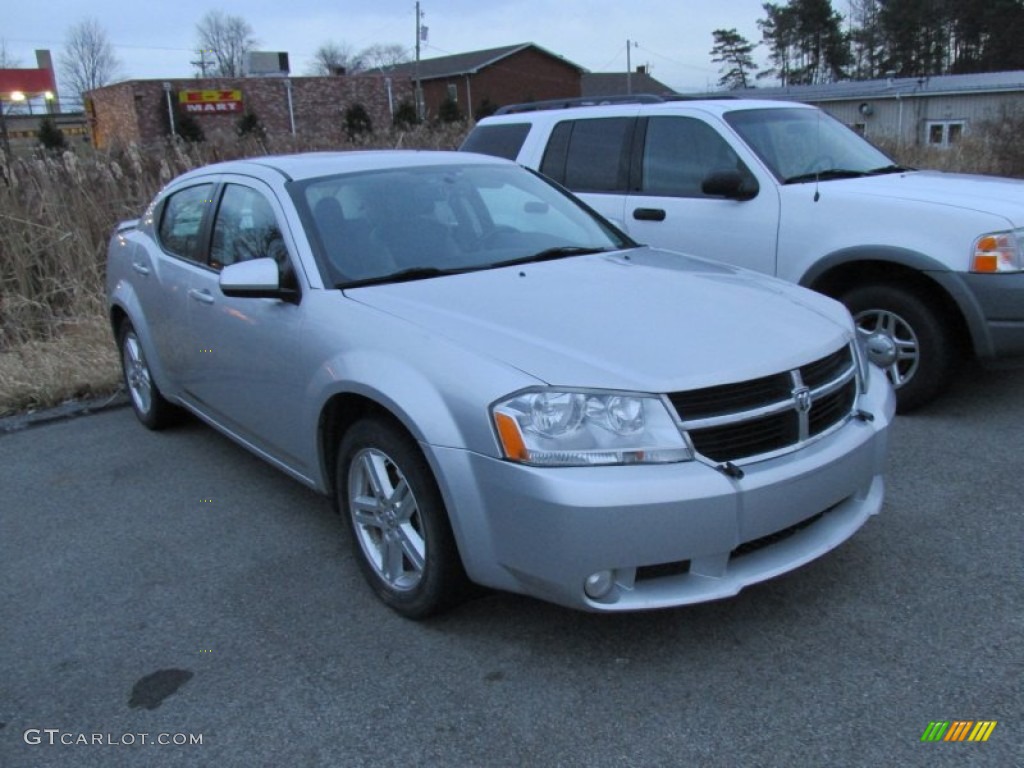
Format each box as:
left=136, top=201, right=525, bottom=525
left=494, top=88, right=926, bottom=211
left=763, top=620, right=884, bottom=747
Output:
left=1, top=366, right=1021, bottom=767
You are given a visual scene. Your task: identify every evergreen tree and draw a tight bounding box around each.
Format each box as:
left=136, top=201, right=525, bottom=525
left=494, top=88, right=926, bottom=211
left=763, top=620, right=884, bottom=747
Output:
left=438, top=97, right=463, bottom=124
left=37, top=117, right=68, bottom=151
left=392, top=100, right=418, bottom=129
left=236, top=111, right=266, bottom=140
left=710, top=28, right=759, bottom=89
left=849, top=0, right=884, bottom=79
left=758, top=0, right=850, bottom=84
left=877, top=0, right=952, bottom=76
left=343, top=103, right=373, bottom=140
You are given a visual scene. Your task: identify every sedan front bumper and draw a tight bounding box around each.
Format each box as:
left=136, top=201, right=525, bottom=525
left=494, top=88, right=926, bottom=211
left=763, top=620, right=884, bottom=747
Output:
left=430, top=366, right=895, bottom=611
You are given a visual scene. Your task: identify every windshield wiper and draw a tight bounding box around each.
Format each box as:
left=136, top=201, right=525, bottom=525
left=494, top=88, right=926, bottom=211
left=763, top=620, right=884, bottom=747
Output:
left=337, top=265, right=477, bottom=289
left=866, top=164, right=913, bottom=175
left=783, top=169, right=870, bottom=185
left=486, top=246, right=613, bottom=269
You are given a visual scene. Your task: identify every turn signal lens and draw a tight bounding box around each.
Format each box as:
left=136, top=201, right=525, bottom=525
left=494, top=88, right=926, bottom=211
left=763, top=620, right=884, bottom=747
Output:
left=971, top=231, right=1024, bottom=272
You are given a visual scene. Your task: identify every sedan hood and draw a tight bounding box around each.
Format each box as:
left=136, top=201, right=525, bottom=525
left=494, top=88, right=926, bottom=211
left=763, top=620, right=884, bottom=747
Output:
left=833, top=170, right=1024, bottom=226
left=345, top=249, right=853, bottom=393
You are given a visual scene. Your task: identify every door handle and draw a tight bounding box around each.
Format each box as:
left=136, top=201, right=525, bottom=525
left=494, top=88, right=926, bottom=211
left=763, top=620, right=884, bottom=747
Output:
left=188, top=288, right=215, bottom=305
left=131, top=261, right=150, bottom=276
left=633, top=208, right=666, bottom=222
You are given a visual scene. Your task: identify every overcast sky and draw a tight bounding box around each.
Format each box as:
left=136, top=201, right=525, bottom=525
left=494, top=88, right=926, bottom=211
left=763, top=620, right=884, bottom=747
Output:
left=4, top=0, right=773, bottom=94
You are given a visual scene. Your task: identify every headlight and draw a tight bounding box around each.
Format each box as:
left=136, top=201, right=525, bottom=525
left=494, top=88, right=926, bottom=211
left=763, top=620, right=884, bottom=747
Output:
left=492, top=388, right=692, bottom=466
left=971, top=229, right=1024, bottom=273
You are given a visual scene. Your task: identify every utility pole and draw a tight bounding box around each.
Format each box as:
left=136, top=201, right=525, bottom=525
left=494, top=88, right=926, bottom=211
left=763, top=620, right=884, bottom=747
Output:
left=191, top=49, right=211, bottom=78
left=414, top=2, right=424, bottom=121
left=626, top=40, right=632, bottom=94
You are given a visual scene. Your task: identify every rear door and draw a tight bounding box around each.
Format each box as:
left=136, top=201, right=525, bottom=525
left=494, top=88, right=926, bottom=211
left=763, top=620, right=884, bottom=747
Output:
left=623, top=114, right=781, bottom=275
left=534, top=114, right=638, bottom=231
left=147, top=181, right=217, bottom=381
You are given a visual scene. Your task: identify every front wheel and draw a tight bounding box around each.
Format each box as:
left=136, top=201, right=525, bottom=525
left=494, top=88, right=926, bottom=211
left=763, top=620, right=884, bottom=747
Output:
left=336, top=417, right=469, bottom=619
left=838, top=284, right=957, bottom=412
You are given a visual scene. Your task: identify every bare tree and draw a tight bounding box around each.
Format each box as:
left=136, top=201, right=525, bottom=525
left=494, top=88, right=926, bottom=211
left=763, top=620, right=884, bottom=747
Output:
left=195, top=11, right=257, bottom=77
left=306, top=41, right=365, bottom=75
left=0, top=38, right=22, bottom=68
left=358, top=43, right=410, bottom=72
left=58, top=19, right=121, bottom=100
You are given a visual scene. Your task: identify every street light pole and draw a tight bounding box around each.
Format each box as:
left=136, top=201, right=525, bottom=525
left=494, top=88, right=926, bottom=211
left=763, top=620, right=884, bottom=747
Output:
left=0, top=97, right=11, bottom=158
left=163, top=82, right=176, bottom=138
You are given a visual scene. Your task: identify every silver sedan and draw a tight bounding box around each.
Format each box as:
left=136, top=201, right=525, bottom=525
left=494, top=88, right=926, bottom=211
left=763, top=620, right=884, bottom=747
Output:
left=107, top=151, right=894, bottom=617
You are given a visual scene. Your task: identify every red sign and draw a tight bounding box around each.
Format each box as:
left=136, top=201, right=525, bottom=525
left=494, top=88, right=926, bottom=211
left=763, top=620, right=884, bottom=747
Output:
left=178, top=89, right=243, bottom=115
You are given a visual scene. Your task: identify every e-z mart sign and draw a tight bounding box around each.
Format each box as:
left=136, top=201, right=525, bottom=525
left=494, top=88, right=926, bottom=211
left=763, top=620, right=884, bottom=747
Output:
left=178, top=90, right=243, bottom=115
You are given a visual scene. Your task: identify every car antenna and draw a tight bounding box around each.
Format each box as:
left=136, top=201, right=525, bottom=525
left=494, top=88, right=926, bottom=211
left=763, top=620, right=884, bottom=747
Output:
left=813, top=110, right=822, bottom=202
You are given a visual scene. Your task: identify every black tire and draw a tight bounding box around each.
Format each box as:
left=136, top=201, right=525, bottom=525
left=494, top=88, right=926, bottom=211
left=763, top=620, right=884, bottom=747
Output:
left=118, top=321, right=180, bottom=430
left=336, top=417, right=469, bottom=619
left=838, top=283, right=958, bottom=412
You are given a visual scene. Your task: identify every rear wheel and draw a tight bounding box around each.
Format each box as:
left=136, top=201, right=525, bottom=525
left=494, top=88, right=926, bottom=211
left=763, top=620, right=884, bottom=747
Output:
left=839, top=283, right=957, bottom=412
left=118, top=321, right=179, bottom=429
left=336, top=417, right=469, bottom=619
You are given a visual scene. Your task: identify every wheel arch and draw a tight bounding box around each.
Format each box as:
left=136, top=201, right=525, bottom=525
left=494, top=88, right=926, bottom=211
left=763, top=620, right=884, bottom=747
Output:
left=800, top=246, right=976, bottom=356
left=317, top=391, right=479, bottom=594
left=318, top=392, right=406, bottom=498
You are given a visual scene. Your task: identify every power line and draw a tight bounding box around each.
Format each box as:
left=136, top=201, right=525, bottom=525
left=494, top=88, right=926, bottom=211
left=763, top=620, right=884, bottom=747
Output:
left=635, top=43, right=716, bottom=73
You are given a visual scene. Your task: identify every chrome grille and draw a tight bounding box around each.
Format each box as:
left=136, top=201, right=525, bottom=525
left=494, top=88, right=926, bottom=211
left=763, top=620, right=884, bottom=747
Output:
left=669, top=345, right=857, bottom=463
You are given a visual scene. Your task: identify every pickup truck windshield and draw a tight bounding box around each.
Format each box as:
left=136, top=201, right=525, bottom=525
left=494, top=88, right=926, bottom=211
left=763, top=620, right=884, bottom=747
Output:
left=725, top=108, right=895, bottom=184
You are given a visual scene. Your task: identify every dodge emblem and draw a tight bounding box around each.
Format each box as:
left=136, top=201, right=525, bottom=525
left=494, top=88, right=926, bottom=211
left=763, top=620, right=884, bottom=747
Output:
left=793, top=386, right=812, bottom=413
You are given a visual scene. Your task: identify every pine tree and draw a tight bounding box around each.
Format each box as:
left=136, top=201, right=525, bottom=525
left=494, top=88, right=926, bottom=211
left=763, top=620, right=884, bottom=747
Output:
left=37, top=116, right=67, bottom=151
left=343, top=103, right=373, bottom=141
left=710, top=29, right=759, bottom=89
left=758, top=0, right=850, bottom=84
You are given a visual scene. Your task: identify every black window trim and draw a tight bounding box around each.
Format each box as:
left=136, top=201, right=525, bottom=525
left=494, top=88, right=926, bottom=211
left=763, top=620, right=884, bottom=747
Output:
left=541, top=117, right=637, bottom=195
left=155, top=180, right=220, bottom=267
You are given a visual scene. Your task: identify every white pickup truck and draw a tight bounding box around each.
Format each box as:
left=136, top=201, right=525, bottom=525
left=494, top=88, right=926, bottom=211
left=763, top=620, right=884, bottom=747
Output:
left=462, top=97, right=1024, bottom=410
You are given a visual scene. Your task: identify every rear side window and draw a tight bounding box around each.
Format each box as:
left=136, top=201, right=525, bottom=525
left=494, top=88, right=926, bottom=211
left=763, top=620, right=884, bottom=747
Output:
left=539, top=118, right=632, bottom=193
left=157, top=183, right=215, bottom=262
left=460, top=123, right=531, bottom=160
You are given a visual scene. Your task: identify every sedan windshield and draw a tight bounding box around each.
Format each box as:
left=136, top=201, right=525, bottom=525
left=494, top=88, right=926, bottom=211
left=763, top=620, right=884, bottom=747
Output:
left=724, top=108, right=896, bottom=184
left=290, top=163, right=633, bottom=287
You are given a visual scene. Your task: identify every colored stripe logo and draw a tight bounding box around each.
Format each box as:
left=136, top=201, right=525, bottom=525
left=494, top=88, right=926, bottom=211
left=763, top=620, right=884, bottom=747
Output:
left=921, top=721, right=997, bottom=742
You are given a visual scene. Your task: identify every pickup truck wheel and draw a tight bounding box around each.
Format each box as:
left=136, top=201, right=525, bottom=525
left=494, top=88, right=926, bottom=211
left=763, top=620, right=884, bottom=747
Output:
left=337, top=418, right=469, bottom=619
left=118, top=321, right=179, bottom=430
left=839, top=284, right=955, bottom=412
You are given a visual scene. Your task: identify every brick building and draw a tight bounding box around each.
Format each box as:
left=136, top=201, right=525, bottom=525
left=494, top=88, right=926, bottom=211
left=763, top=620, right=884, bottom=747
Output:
left=384, top=43, right=585, bottom=119
left=85, top=75, right=412, bottom=148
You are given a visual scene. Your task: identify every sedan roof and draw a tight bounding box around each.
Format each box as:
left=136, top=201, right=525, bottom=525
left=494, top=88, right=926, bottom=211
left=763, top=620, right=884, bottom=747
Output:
left=173, top=150, right=511, bottom=185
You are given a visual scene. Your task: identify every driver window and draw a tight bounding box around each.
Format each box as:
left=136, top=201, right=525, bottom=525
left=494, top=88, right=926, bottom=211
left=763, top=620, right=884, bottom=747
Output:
left=210, top=185, right=288, bottom=270
left=641, top=117, right=748, bottom=198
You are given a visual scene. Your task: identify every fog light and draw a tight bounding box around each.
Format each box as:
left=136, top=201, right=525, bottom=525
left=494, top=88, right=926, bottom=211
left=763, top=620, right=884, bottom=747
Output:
left=584, top=570, right=615, bottom=600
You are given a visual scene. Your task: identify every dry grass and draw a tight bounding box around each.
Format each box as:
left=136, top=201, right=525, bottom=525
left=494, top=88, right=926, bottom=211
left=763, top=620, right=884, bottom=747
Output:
left=0, top=125, right=469, bottom=416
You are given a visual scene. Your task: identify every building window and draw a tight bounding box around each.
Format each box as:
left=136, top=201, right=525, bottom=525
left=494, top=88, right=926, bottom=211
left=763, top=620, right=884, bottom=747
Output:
left=447, top=83, right=457, bottom=103
left=926, top=120, right=966, bottom=148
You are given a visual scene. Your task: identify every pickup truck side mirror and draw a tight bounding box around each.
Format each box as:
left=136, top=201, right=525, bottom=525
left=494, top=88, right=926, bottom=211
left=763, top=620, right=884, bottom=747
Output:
left=702, top=171, right=759, bottom=201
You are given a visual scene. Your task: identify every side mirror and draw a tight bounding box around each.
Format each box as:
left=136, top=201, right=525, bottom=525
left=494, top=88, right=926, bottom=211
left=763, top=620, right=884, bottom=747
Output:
left=219, top=258, right=297, bottom=301
left=701, top=170, right=758, bottom=201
